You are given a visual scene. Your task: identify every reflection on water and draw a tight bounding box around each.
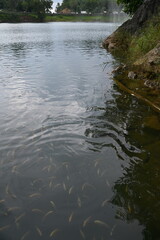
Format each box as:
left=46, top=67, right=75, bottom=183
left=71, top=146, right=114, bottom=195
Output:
left=0, top=22, right=160, bottom=240
left=103, top=87, right=160, bottom=239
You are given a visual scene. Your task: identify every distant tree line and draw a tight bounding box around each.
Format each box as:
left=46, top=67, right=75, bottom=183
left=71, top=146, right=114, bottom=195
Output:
left=56, top=0, right=120, bottom=14
left=0, top=0, right=145, bottom=15
left=56, top=0, right=145, bottom=15
left=0, top=0, right=53, bottom=13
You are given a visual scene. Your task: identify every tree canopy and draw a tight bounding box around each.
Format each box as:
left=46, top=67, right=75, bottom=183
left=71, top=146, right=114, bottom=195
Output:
left=56, top=0, right=145, bottom=14
left=0, top=0, right=53, bottom=13
left=117, top=0, right=144, bottom=15
left=56, top=0, right=119, bottom=14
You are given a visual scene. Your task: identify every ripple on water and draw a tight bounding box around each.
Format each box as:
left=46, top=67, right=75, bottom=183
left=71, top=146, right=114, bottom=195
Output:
left=0, top=22, right=159, bottom=240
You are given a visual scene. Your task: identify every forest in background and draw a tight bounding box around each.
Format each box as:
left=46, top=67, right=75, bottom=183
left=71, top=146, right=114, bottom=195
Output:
left=0, top=0, right=53, bottom=13
left=56, top=0, right=120, bottom=14
left=0, top=0, right=145, bottom=15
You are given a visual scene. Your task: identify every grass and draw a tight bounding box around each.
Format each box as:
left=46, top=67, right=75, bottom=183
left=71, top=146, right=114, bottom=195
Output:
left=45, top=14, right=114, bottom=22
left=110, top=15, right=160, bottom=65
left=128, top=15, right=160, bottom=61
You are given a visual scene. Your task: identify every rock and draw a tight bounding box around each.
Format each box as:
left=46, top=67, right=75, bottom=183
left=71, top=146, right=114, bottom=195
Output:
left=144, top=80, right=160, bottom=89
left=134, top=42, right=160, bottom=73
left=112, top=64, right=127, bottom=77
left=128, top=71, right=137, bottom=79
left=108, top=43, right=116, bottom=51
left=103, top=0, right=160, bottom=52
left=112, top=65, right=123, bottom=73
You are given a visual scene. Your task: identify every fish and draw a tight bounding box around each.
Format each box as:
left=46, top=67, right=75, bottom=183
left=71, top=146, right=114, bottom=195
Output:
left=94, top=161, right=99, bottom=167
left=11, top=165, right=17, bottom=173
left=42, top=165, right=51, bottom=172
left=50, top=201, right=56, bottom=208
left=68, top=212, right=74, bottom=223
left=94, top=159, right=101, bottom=167
left=5, top=185, right=16, bottom=199
left=10, top=192, right=17, bottom=199
left=100, top=170, right=106, bottom=177
left=49, top=229, right=60, bottom=237
left=42, top=166, right=49, bottom=172
left=43, top=211, right=54, bottom=220
left=31, top=178, right=43, bottom=184
left=29, top=193, right=41, bottom=198
left=63, top=183, right=67, bottom=191
left=0, top=199, right=5, bottom=204
left=77, top=197, right=82, bottom=208
left=54, top=183, right=61, bottom=189
left=101, top=199, right=109, bottom=207
left=15, top=213, right=26, bottom=224
left=105, top=180, right=110, bottom=187
left=22, top=159, right=30, bottom=165
left=8, top=207, right=21, bottom=212
left=47, top=165, right=51, bottom=172
left=36, top=227, right=42, bottom=236
left=20, top=231, right=30, bottom=240
left=48, top=176, right=56, bottom=180
left=49, top=181, right=53, bottom=188
left=62, top=162, right=69, bottom=170
left=97, top=168, right=100, bottom=176
left=50, top=143, right=54, bottom=147
left=35, top=148, right=41, bottom=153
left=82, top=183, right=95, bottom=191
left=68, top=186, right=74, bottom=195
left=0, top=225, right=10, bottom=232
left=66, top=175, right=70, bottom=181
left=32, top=209, right=44, bottom=214
left=83, top=216, right=92, bottom=227
left=94, top=220, right=109, bottom=228
left=80, top=229, right=85, bottom=239
left=11, top=150, right=16, bottom=158
left=110, top=224, right=116, bottom=236
left=5, top=184, right=9, bottom=195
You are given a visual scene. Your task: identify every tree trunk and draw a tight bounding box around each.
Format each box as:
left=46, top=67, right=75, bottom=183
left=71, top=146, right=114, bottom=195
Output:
left=120, top=0, right=160, bottom=34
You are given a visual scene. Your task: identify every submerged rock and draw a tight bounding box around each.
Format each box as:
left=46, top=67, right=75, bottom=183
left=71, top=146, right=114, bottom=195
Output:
left=128, top=71, right=137, bottom=79
left=144, top=80, right=160, bottom=90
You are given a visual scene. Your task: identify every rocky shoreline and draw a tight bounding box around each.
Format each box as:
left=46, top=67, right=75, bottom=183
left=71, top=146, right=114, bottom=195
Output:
left=103, top=0, right=160, bottom=112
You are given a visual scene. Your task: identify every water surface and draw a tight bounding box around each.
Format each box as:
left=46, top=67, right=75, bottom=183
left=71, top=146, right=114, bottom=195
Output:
left=0, top=22, right=160, bottom=240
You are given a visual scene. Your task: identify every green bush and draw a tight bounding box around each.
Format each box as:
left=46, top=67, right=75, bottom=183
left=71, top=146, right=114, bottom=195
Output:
left=128, top=16, right=160, bottom=60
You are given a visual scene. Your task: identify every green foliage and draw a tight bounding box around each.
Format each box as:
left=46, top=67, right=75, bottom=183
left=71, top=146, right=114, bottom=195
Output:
left=117, top=0, right=144, bottom=15
left=106, top=15, right=160, bottom=64
left=57, top=0, right=119, bottom=14
left=0, top=11, right=38, bottom=22
left=0, top=0, right=53, bottom=13
left=128, top=16, right=160, bottom=60
left=45, top=14, right=112, bottom=22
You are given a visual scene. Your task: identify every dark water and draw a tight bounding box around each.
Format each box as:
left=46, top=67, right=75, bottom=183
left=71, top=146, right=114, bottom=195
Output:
left=0, top=22, right=160, bottom=240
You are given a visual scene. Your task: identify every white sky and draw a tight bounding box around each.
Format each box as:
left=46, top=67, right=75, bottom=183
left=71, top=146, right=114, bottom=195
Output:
left=52, top=0, right=63, bottom=12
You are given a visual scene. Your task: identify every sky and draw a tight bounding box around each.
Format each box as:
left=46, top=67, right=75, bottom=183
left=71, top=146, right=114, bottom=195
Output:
left=52, top=0, right=63, bottom=12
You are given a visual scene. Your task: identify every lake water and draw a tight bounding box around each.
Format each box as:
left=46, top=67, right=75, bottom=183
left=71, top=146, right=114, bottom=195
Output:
left=0, top=22, right=160, bottom=240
